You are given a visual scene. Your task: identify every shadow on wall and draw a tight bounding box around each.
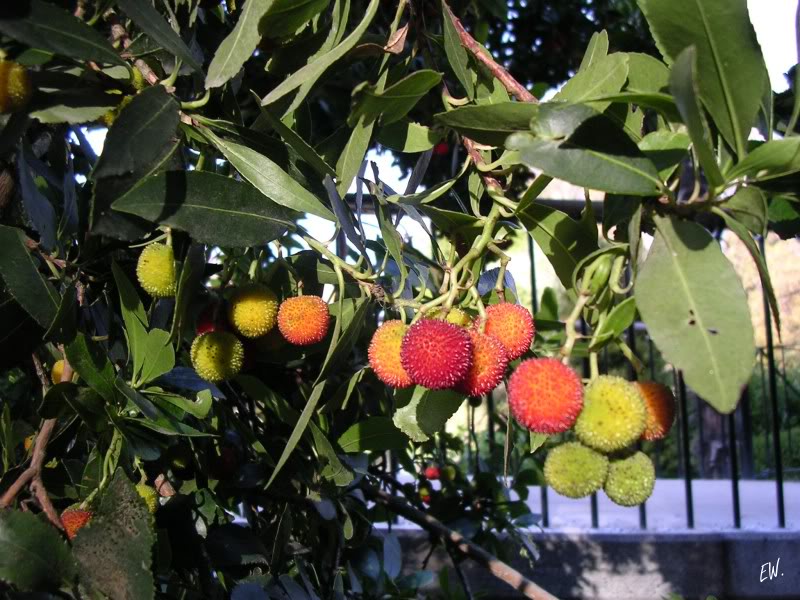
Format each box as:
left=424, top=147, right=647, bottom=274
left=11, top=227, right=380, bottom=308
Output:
left=397, top=529, right=800, bottom=599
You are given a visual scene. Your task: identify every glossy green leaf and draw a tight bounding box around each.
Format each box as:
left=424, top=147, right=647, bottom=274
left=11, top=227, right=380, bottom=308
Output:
left=434, top=102, right=539, bottom=146
left=589, top=91, right=681, bottom=122
left=170, top=244, right=206, bottom=343
left=338, top=417, right=408, bottom=452
left=375, top=121, right=444, bottom=153
left=66, top=334, right=117, bottom=402
left=589, top=297, right=637, bottom=350
left=93, top=86, right=180, bottom=180
left=376, top=202, right=406, bottom=290
left=138, top=329, right=175, bottom=386
left=336, top=115, right=375, bottom=196
left=206, top=0, right=272, bottom=88
left=255, top=107, right=336, bottom=177
left=529, top=432, right=548, bottom=454
left=29, top=90, right=117, bottom=124
left=44, top=283, right=77, bottom=344
left=353, top=70, right=442, bottom=126
left=261, top=0, right=330, bottom=39
left=117, top=0, right=202, bottom=72
left=0, top=0, right=124, bottom=65
left=111, top=261, right=148, bottom=380
left=0, top=225, right=59, bottom=329
left=634, top=215, right=755, bottom=413
left=0, top=510, right=76, bottom=591
left=724, top=186, right=768, bottom=235
left=442, top=1, right=474, bottom=99
left=318, top=298, right=369, bottom=380
left=261, top=0, right=379, bottom=106
left=625, top=52, right=670, bottom=92
left=309, top=421, right=353, bottom=486
left=112, top=171, right=295, bottom=247
left=639, top=0, right=767, bottom=156
left=727, top=138, right=800, bottom=182
left=203, top=128, right=335, bottom=221
left=393, top=387, right=465, bottom=443
left=638, top=130, right=690, bottom=180
left=150, top=388, right=213, bottom=420
left=555, top=53, right=629, bottom=111
left=578, top=30, right=609, bottom=72
left=669, top=47, right=723, bottom=187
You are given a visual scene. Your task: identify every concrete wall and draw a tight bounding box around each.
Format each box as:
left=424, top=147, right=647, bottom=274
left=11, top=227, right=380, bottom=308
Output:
left=396, top=529, right=800, bottom=599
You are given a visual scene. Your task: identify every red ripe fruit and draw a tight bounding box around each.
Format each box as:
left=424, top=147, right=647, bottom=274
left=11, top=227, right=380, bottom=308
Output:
left=400, top=319, right=472, bottom=389
left=456, top=330, right=509, bottom=397
left=61, top=508, right=93, bottom=540
left=368, top=321, right=413, bottom=388
left=637, top=381, right=676, bottom=441
left=196, top=304, right=221, bottom=335
left=278, top=296, right=330, bottom=346
left=483, top=303, right=535, bottom=360
left=424, top=466, right=441, bottom=480
left=432, top=142, right=449, bottom=156
left=507, top=358, right=583, bottom=434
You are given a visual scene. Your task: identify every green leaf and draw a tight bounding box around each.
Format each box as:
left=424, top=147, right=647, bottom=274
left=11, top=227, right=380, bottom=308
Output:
left=318, top=298, right=369, bottom=380
left=93, top=86, right=180, bottom=180
left=116, top=377, right=160, bottom=420
left=638, top=130, right=690, bottom=180
left=727, top=138, right=800, bottom=182
left=375, top=121, right=444, bottom=153
left=170, top=244, right=206, bottom=343
left=376, top=203, right=406, bottom=291
left=0, top=225, right=59, bottom=329
left=112, top=171, right=295, bottom=247
left=441, top=1, right=474, bottom=99
left=336, top=115, right=375, bottom=196
left=712, top=206, right=780, bottom=335
left=0, top=510, right=76, bottom=591
left=44, top=283, right=77, bottom=344
left=261, top=0, right=380, bottom=106
left=309, top=421, right=353, bottom=486
left=338, top=417, right=408, bottom=452
left=555, top=53, right=629, bottom=111
left=589, top=297, right=637, bottom=350
left=255, top=107, right=336, bottom=178
left=0, top=0, right=124, bottom=66
left=669, top=47, right=723, bottom=188
left=205, top=0, right=272, bottom=88
left=638, top=0, right=767, bottom=156
left=434, top=102, right=540, bottom=146
left=72, top=470, right=155, bottom=600
left=507, top=104, right=662, bottom=196
left=723, top=186, right=768, bottom=235
left=149, top=388, right=213, bottom=420
left=588, top=91, right=681, bottom=122
left=353, top=70, right=442, bottom=126
left=138, top=329, right=175, bottom=386
left=29, top=90, right=117, bottom=124
left=634, top=215, right=755, bottom=413
left=117, top=0, right=202, bottom=72
left=393, top=387, right=465, bottom=443
left=518, top=202, right=598, bottom=289
left=65, top=334, right=117, bottom=402
left=111, top=262, right=148, bottom=380
left=625, top=52, right=670, bottom=92
left=578, top=30, right=609, bottom=72
left=261, top=0, right=330, bottom=39
left=529, top=432, right=548, bottom=454
left=202, top=128, right=334, bottom=221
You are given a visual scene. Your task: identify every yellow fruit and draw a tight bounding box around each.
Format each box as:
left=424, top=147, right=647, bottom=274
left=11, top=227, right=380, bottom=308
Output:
left=604, top=452, right=656, bottom=507
left=136, top=243, right=177, bottom=298
left=575, top=375, right=647, bottom=453
left=190, top=331, right=244, bottom=382
left=51, top=359, right=66, bottom=384
left=544, top=442, right=608, bottom=499
left=136, top=483, right=159, bottom=514
left=228, top=284, right=279, bottom=338
left=0, top=61, right=32, bottom=114
left=23, top=435, right=34, bottom=452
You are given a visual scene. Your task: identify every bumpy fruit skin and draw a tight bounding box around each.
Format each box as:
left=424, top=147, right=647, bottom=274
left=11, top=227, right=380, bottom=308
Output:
left=575, top=375, right=646, bottom=453
left=507, top=358, right=583, bottom=434
left=136, top=484, right=159, bottom=514
left=277, top=296, right=330, bottom=345
left=0, top=61, right=32, bottom=114
left=400, top=319, right=472, bottom=389
left=456, top=330, right=509, bottom=397
left=637, top=381, right=676, bottom=441
left=424, top=466, right=441, bottom=480
left=136, top=243, right=177, bottom=298
left=61, top=508, right=93, bottom=540
left=604, top=451, right=656, bottom=506
left=368, top=321, right=413, bottom=388
left=482, top=303, right=535, bottom=360
left=190, top=331, right=244, bottom=382
left=227, top=284, right=279, bottom=338
left=51, top=359, right=66, bottom=384
left=544, top=442, right=608, bottom=499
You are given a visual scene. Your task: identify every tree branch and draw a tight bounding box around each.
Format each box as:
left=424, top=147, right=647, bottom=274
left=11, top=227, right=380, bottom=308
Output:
left=362, top=484, right=559, bottom=600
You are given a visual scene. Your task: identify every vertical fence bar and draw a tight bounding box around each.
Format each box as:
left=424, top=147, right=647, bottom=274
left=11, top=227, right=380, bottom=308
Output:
left=759, top=350, right=771, bottom=473
left=627, top=326, right=648, bottom=530
left=581, top=319, right=599, bottom=528
left=728, top=411, right=742, bottom=528
left=674, top=370, right=694, bottom=528
left=759, top=237, right=785, bottom=527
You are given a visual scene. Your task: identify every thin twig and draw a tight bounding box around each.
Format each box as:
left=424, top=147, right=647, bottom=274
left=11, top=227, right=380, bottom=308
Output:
left=362, top=485, right=559, bottom=600
left=448, top=546, right=475, bottom=600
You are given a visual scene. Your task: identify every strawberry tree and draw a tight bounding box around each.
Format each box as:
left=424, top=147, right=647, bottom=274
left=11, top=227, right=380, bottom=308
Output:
left=0, top=0, right=794, bottom=598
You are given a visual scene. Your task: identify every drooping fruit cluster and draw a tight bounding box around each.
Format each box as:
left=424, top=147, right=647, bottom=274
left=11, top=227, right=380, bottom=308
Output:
left=368, top=320, right=412, bottom=388
left=637, top=381, right=676, bottom=441
left=190, top=331, right=244, bottom=383
left=400, top=319, right=472, bottom=389
left=61, top=508, right=93, bottom=540
left=604, top=452, right=656, bottom=507
left=0, top=61, right=32, bottom=114
left=278, top=295, right=330, bottom=345
left=575, top=375, right=646, bottom=453
left=544, top=442, right=608, bottom=499
left=456, top=330, right=509, bottom=397
left=507, top=358, right=583, bottom=434
left=482, top=302, right=535, bottom=359
left=136, top=243, right=177, bottom=298
left=136, top=483, right=159, bottom=514
left=228, top=284, right=279, bottom=338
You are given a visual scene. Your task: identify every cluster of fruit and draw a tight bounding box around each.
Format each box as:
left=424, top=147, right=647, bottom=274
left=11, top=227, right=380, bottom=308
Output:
left=417, top=464, right=458, bottom=504
left=510, top=363, right=675, bottom=506
left=60, top=483, right=158, bottom=540
left=136, top=243, right=331, bottom=382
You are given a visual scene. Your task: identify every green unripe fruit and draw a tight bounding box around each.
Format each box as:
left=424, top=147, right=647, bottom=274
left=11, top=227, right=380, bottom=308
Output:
left=227, top=284, right=279, bottom=338
left=136, top=243, right=177, bottom=298
left=131, top=67, right=146, bottom=91
left=441, top=465, right=457, bottom=481
left=136, top=483, right=159, bottom=514
left=0, top=61, right=32, bottom=114
left=190, top=331, right=244, bottom=382
left=575, top=375, right=646, bottom=453
left=604, top=452, right=656, bottom=507
left=586, top=253, right=614, bottom=296
left=544, top=442, right=608, bottom=499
